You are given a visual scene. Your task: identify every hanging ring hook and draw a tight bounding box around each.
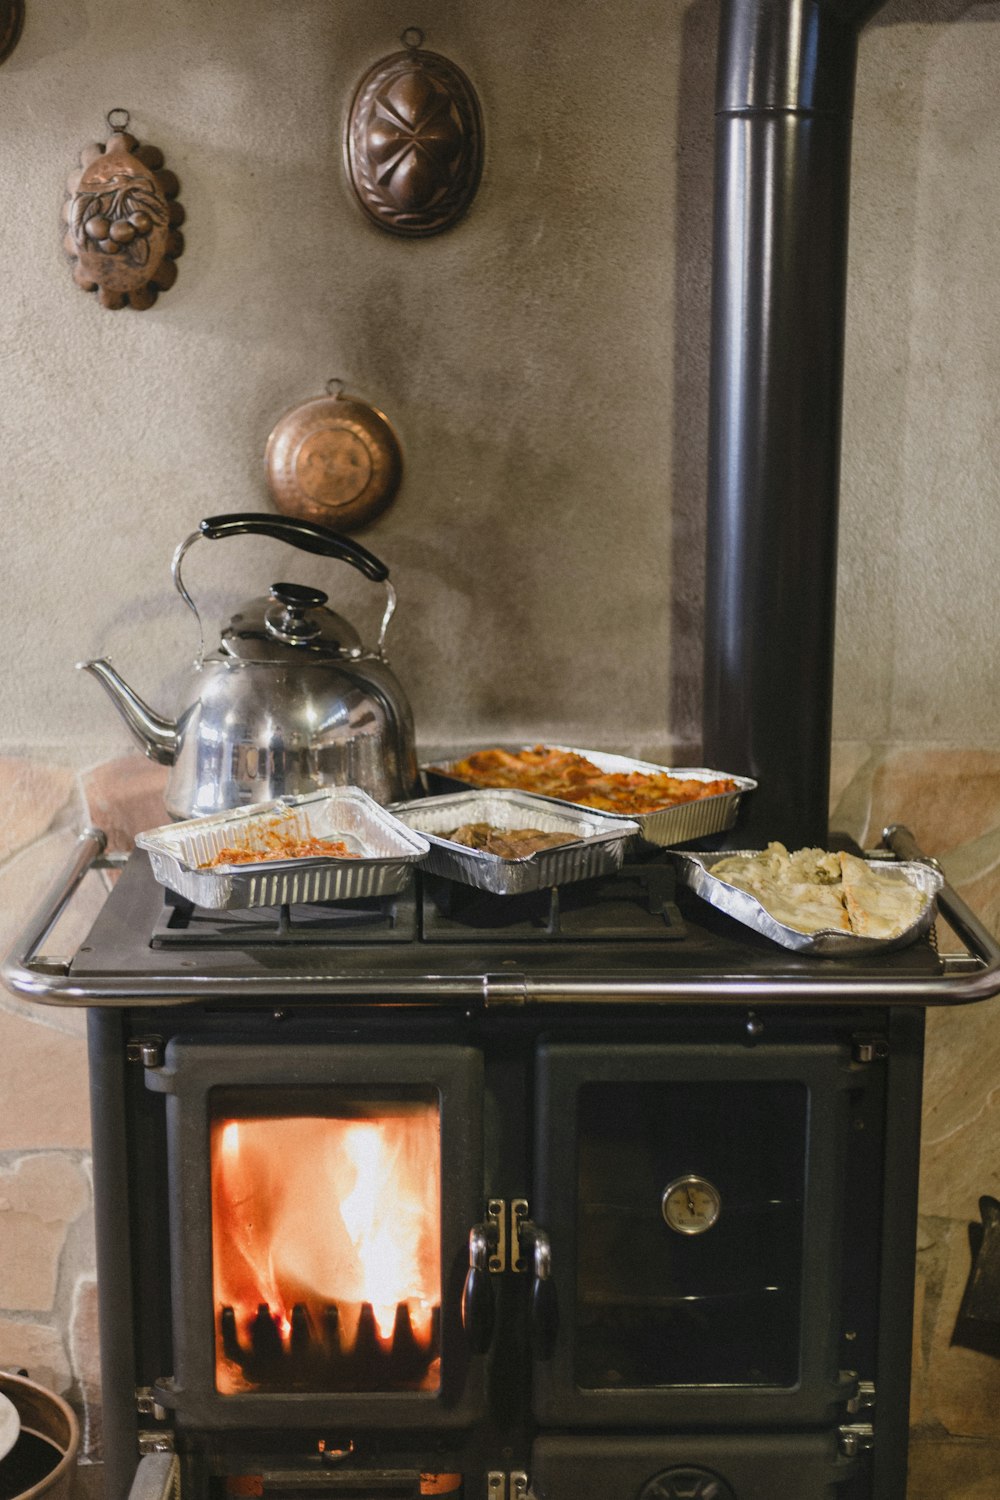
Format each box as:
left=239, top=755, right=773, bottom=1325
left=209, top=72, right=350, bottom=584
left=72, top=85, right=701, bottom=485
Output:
left=400, top=26, right=424, bottom=50
left=106, top=108, right=131, bottom=133
left=324, top=377, right=345, bottom=398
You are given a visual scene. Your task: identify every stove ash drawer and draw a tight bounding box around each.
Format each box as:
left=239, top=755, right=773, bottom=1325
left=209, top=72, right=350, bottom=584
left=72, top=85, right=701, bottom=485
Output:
left=531, top=1040, right=881, bottom=1428
left=147, top=1039, right=485, bottom=1430
left=529, top=1432, right=862, bottom=1499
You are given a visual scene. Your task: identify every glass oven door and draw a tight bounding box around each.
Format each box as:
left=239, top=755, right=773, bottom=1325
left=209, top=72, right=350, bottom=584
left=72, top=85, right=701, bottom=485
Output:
left=148, top=1038, right=484, bottom=1430
left=532, top=1039, right=877, bottom=1428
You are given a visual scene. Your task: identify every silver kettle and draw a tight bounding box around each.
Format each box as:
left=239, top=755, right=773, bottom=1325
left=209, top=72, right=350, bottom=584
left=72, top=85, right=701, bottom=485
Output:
left=79, top=513, right=419, bottom=819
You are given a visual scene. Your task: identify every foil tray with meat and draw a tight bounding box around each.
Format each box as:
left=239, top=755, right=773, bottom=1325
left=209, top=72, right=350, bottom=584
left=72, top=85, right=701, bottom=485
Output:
left=675, top=845, right=944, bottom=957
left=422, top=745, right=756, bottom=848
left=135, top=787, right=429, bottom=910
left=389, top=788, right=640, bottom=895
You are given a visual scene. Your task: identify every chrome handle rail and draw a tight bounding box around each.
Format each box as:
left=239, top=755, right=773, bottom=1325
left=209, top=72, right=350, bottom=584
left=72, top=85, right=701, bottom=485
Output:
left=8, top=827, right=109, bottom=982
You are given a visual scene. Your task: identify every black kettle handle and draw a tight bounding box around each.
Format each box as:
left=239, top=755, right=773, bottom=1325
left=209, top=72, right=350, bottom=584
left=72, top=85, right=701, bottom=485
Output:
left=199, top=513, right=389, bottom=583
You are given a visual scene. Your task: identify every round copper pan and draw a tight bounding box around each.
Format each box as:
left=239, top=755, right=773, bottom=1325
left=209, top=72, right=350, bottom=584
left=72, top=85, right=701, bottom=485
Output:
left=265, top=387, right=402, bottom=533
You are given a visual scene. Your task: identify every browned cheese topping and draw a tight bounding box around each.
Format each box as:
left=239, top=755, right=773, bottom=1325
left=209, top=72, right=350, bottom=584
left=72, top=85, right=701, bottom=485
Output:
left=447, top=746, right=736, bottom=813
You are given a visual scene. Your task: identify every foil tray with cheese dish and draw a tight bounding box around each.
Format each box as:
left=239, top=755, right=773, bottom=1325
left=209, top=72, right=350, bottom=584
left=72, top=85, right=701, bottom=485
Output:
left=135, top=787, right=429, bottom=910
left=390, top=788, right=640, bottom=895
left=422, top=745, right=756, bottom=848
left=675, top=841, right=944, bottom=956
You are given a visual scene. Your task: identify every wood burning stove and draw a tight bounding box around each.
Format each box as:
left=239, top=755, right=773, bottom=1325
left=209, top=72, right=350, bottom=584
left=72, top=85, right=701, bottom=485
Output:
left=7, top=830, right=1000, bottom=1500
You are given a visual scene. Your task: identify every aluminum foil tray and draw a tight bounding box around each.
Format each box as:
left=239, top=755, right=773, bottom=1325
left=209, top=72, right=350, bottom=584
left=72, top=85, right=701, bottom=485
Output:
left=422, top=746, right=756, bottom=848
left=675, top=850, right=944, bottom=957
left=389, top=788, right=640, bottom=895
left=135, top=788, right=430, bottom=910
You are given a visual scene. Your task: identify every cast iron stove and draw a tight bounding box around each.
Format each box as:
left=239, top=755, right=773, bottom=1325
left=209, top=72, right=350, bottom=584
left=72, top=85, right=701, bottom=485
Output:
left=5, top=827, right=1000, bottom=1500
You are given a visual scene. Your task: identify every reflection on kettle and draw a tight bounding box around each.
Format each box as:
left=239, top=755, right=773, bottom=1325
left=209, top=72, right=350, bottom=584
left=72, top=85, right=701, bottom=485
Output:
left=78, top=513, right=418, bottom=819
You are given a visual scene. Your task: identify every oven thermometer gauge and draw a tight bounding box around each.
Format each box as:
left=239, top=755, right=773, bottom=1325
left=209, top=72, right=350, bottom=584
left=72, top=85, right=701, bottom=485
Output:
left=661, top=1175, right=722, bottom=1235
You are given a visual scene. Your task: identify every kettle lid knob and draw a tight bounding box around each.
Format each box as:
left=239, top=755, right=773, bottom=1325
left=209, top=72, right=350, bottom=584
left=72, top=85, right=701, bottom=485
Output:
left=266, top=581, right=328, bottom=643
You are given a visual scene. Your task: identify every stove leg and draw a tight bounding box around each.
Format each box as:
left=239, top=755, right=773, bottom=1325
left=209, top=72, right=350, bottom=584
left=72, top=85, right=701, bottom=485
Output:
left=89, top=1009, right=141, bottom=1500
left=873, top=1006, right=926, bottom=1500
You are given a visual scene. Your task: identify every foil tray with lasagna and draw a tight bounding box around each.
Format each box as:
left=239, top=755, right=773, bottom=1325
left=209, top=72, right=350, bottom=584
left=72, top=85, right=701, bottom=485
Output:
left=422, top=745, right=756, bottom=848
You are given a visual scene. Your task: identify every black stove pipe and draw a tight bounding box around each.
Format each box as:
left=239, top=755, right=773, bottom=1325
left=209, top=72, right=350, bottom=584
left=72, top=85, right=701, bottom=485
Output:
left=703, top=0, right=886, bottom=846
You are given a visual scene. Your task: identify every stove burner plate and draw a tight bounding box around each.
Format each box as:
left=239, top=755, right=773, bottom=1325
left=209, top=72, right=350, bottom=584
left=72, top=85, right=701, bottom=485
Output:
left=152, top=875, right=418, bottom=946
left=148, top=863, right=684, bottom=947
left=421, top=863, right=685, bottom=942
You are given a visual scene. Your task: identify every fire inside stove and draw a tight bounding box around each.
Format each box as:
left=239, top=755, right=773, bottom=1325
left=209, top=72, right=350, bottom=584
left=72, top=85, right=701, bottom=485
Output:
left=210, top=1093, right=441, bottom=1395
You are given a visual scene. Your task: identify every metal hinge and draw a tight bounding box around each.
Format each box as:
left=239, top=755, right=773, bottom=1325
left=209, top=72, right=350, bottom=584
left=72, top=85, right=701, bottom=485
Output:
left=485, top=1199, right=507, bottom=1272
left=137, top=1430, right=176, bottom=1456
left=135, top=1386, right=169, bottom=1421
left=838, top=1422, right=875, bottom=1457
left=848, top=1379, right=876, bottom=1414
left=487, top=1473, right=530, bottom=1500
left=127, top=1036, right=165, bottom=1068
left=851, top=1035, right=889, bottom=1064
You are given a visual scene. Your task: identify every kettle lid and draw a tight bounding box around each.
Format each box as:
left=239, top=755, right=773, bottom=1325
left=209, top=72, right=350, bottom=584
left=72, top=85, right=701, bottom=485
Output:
left=218, top=582, right=363, bottom=661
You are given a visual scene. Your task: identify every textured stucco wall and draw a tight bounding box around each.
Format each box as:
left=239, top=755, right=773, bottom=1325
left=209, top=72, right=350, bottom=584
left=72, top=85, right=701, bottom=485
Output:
left=838, top=0, right=1000, bottom=746
left=0, top=0, right=997, bottom=766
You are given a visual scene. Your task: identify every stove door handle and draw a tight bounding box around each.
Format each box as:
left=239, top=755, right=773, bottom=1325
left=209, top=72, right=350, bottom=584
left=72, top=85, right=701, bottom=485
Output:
left=461, top=1223, right=496, bottom=1354
left=520, top=1220, right=559, bottom=1360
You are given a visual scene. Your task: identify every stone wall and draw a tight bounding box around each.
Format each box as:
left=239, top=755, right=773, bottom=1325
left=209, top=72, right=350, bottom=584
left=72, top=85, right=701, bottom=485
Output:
left=2, top=747, right=999, bottom=1497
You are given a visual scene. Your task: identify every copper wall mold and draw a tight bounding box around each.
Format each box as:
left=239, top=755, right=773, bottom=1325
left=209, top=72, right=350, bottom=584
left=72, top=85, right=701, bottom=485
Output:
left=346, top=28, right=483, bottom=237
left=0, top=0, right=24, bottom=64
left=62, top=110, right=185, bottom=311
left=265, top=380, right=403, bottom=533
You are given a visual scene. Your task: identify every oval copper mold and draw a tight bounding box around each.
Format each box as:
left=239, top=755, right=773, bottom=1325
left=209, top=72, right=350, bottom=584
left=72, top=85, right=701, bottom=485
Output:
left=346, top=41, right=483, bottom=237
left=62, top=122, right=184, bottom=311
left=265, top=391, right=403, bottom=533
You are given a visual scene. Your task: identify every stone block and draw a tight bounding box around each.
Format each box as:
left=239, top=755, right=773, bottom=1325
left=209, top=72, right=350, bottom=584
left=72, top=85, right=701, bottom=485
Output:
left=828, top=740, right=875, bottom=843
left=0, top=759, right=77, bottom=866
left=0, top=1155, right=90, bottom=1311
left=866, top=748, right=1000, bottom=858
left=72, top=1462, right=106, bottom=1500
left=0, top=1010, right=91, bottom=1149
left=919, top=999, right=1000, bottom=1218
left=910, top=1214, right=1000, bottom=1439
left=908, top=1437, right=1000, bottom=1498
left=81, top=755, right=169, bottom=855
left=0, top=1318, right=70, bottom=1394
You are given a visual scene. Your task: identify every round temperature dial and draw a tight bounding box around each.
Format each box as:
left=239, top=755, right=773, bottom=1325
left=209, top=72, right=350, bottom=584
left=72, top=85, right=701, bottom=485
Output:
left=661, top=1175, right=722, bottom=1235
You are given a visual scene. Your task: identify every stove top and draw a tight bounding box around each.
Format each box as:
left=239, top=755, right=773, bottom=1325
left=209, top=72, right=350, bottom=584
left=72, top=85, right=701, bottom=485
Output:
left=60, top=849, right=947, bottom=1008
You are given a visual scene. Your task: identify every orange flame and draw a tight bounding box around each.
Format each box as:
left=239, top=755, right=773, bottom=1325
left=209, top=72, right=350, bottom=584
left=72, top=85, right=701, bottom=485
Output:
left=211, top=1101, right=441, bottom=1393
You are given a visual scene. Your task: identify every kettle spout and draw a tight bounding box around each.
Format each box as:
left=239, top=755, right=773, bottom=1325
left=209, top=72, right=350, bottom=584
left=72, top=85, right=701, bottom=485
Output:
left=77, top=658, right=180, bottom=766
